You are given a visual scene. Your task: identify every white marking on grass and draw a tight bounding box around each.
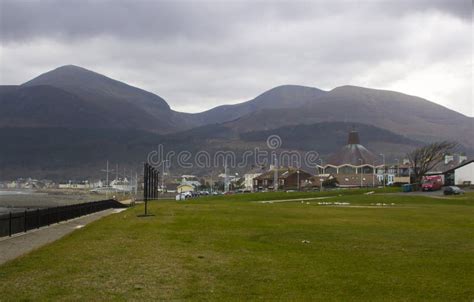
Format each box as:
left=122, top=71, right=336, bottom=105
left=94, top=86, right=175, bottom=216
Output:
left=258, top=196, right=334, bottom=204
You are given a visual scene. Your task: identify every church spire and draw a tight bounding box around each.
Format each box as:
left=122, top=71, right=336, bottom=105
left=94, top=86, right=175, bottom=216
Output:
left=347, top=129, right=360, bottom=145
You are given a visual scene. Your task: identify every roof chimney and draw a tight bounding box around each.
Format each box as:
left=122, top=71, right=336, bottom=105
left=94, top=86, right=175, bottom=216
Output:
left=347, top=130, right=360, bottom=145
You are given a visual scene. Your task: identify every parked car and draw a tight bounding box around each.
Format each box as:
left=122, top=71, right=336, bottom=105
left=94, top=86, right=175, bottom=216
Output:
left=443, top=186, right=465, bottom=195
left=175, top=192, right=192, bottom=201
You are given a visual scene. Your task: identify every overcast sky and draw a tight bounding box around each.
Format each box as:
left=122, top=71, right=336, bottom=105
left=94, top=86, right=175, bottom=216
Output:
left=1, top=0, right=472, bottom=116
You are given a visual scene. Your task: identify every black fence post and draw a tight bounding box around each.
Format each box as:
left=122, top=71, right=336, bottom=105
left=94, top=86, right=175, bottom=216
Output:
left=1, top=199, right=126, bottom=238
left=150, top=165, right=153, bottom=199
left=154, top=169, right=156, bottom=199
left=156, top=170, right=159, bottom=199
left=156, top=170, right=159, bottom=200
left=144, top=163, right=148, bottom=216
left=150, top=165, right=153, bottom=200
left=152, top=169, right=155, bottom=199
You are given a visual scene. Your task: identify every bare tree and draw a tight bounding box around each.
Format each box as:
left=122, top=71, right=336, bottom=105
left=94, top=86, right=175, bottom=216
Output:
left=407, top=141, right=458, bottom=186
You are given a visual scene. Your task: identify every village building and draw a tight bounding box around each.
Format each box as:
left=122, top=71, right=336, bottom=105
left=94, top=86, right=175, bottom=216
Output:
left=253, top=168, right=313, bottom=191
left=319, top=129, right=380, bottom=183
left=302, top=174, right=335, bottom=190
left=58, top=180, right=95, bottom=190
left=318, top=129, right=383, bottom=187
left=430, top=159, right=473, bottom=186
left=243, top=166, right=266, bottom=191
left=177, top=183, right=195, bottom=193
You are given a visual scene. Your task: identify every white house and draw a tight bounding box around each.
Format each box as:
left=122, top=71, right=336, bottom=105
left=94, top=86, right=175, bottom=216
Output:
left=243, top=167, right=267, bottom=191
left=443, top=160, right=473, bottom=186
left=455, top=162, right=473, bottom=184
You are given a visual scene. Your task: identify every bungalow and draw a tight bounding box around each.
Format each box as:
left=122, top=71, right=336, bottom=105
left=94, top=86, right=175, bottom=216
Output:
left=442, top=159, right=473, bottom=186
left=177, top=183, right=195, bottom=193
left=302, top=174, right=335, bottom=190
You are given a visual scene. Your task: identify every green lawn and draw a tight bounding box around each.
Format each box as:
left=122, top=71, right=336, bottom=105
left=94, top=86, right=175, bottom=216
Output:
left=0, top=191, right=473, bottom=301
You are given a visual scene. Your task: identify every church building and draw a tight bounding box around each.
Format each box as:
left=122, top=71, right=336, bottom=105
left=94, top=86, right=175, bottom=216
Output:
left=318, top=129, right=383, bottom=187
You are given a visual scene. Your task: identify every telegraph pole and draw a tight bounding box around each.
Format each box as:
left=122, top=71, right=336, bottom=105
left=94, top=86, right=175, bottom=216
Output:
left=100, top=160, right=114, bottom=199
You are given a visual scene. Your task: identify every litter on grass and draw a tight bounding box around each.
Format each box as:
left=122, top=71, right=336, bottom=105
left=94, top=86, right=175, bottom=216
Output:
left=369, top=203, right=397, bottom=206
left=317, top=201, right=350, bottom=205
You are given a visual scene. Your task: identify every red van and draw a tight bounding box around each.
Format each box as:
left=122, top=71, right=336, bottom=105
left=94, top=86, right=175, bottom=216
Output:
left=421, top=175, right=443, bottom=191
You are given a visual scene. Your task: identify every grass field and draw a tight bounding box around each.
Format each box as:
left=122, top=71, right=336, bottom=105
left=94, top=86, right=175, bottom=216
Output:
left=0, top=191, right=473, bottom=301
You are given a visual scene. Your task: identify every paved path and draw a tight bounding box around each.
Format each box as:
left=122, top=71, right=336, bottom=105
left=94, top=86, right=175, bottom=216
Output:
left=0, top=208, right=126, bottom=265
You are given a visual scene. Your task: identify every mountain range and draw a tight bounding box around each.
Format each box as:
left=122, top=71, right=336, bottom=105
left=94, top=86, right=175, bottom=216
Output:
left=0, top=65, right=472, bottom=180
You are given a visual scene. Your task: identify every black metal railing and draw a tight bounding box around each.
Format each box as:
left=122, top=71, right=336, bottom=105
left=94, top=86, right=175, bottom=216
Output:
left=143, top=163, right=159, bottom=216
left=0, top=199, right=127, bottom=238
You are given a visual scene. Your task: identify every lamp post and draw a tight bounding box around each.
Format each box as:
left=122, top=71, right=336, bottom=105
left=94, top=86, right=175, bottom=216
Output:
left=372, top=160, right=376, bottom=188
left=359, top=158, right=363, bottom=188
left=395, top=158, right=400, bottom=178
left=380, top=154, right=385, bottom=188
left=296, top=170, right=300, bottom=191
left=318, top=159, right=324, bottom=174
left=318, top=159, right=324, bottom=191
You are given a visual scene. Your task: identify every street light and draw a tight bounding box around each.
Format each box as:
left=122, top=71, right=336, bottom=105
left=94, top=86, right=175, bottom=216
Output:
left=372, top=160, right=376, bottom=188
left=395, top=158, right=400, bottom=177
left=318, top=159, right=324, bottom=175
left=380, top=154, right=385, bottom=188
left=359, top=158, right=363, bottom=188
left=296, top=170, right=300, bottom=191
left=161, top=159, right=169, bottom=194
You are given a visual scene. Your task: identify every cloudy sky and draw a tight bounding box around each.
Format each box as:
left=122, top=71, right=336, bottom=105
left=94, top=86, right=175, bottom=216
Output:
left=1, top=0, right=472, bottom=116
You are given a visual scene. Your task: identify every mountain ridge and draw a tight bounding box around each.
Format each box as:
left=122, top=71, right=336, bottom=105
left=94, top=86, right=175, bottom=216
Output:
left=2, top=65, right=472, bottom=147
left=1, top=65, right=472, bottom=179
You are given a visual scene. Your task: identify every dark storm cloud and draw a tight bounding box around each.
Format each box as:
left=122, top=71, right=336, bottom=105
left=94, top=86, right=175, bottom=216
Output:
left=1, top=0, right=470, bottom=43
left=0, top=0, right=472, bottom=116
left=0, top=0, right=315, bottom=43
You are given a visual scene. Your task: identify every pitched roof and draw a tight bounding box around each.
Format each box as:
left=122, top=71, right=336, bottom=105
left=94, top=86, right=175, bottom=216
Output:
left=244, top=166, right=267, bottom=175
left=428, top=157, right=472, bottom=174
left=255, top=168, right=313, bottom=180
left=442, top=159, right=473, bottom=173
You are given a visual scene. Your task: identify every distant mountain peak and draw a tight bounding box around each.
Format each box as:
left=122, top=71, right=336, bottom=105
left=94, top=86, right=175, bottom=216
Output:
left=22, top=64, right=114, bottom=87
left=21, top=64, right=171, bottom=110
left=54, top=64, right=90, bottom=71
left=260, top=84, right=325, bottom=95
